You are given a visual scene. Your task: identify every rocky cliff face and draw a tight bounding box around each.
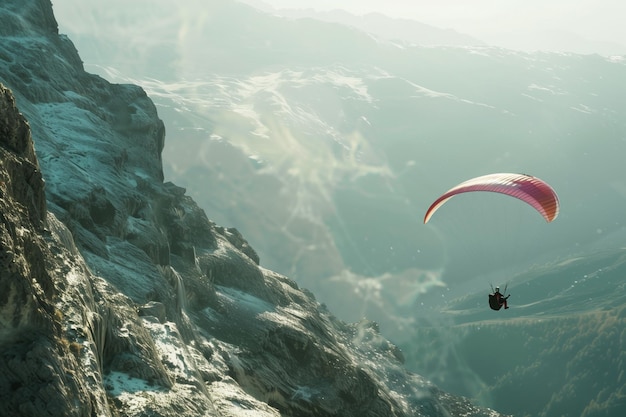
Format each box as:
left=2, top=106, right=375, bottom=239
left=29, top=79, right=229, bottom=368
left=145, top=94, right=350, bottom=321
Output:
left=0, top=1, right=506, bottom=416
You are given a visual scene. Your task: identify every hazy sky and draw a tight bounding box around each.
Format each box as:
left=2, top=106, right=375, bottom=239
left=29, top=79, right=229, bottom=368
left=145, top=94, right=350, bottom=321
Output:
left=256, top=0, right=626, bottom=54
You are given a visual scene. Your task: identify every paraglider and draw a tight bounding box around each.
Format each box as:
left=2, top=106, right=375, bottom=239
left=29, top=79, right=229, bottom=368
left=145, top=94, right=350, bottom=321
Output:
left=423, top=173, right=560, bottom=224
left=424, top=173, right=560, bottom=311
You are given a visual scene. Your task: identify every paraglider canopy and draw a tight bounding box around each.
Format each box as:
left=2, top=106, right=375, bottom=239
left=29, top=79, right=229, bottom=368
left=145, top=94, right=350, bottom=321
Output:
left=423, top=173, right=560, bottom=224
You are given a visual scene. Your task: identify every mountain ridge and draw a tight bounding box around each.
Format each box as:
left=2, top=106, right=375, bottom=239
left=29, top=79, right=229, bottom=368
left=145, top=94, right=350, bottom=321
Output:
left=240, top=1, right=486, bottom=48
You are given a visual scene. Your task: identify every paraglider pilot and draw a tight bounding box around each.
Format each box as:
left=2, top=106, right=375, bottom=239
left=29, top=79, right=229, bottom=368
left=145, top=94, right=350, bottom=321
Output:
left=490, top=286, right=509, bottom=310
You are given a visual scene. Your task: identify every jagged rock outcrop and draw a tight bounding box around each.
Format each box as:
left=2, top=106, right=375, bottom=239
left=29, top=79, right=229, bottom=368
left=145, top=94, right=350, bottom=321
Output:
left=0, top=1, right=507, bottom=416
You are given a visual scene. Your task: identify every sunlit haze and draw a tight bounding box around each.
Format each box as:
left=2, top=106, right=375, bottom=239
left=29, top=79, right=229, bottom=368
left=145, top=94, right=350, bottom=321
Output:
left=250, top=0, right=626, bottom=55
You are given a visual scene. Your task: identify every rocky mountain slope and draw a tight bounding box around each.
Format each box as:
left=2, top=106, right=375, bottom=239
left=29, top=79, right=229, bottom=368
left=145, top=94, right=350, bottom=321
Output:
left=0, top=1, right=505, bottom=416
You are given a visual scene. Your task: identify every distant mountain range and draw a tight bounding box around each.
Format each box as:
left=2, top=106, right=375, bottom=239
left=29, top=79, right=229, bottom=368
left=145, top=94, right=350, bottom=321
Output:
left=244, top=3, right=485, bottom=47
left=240, top=0, right=626, bottom=56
